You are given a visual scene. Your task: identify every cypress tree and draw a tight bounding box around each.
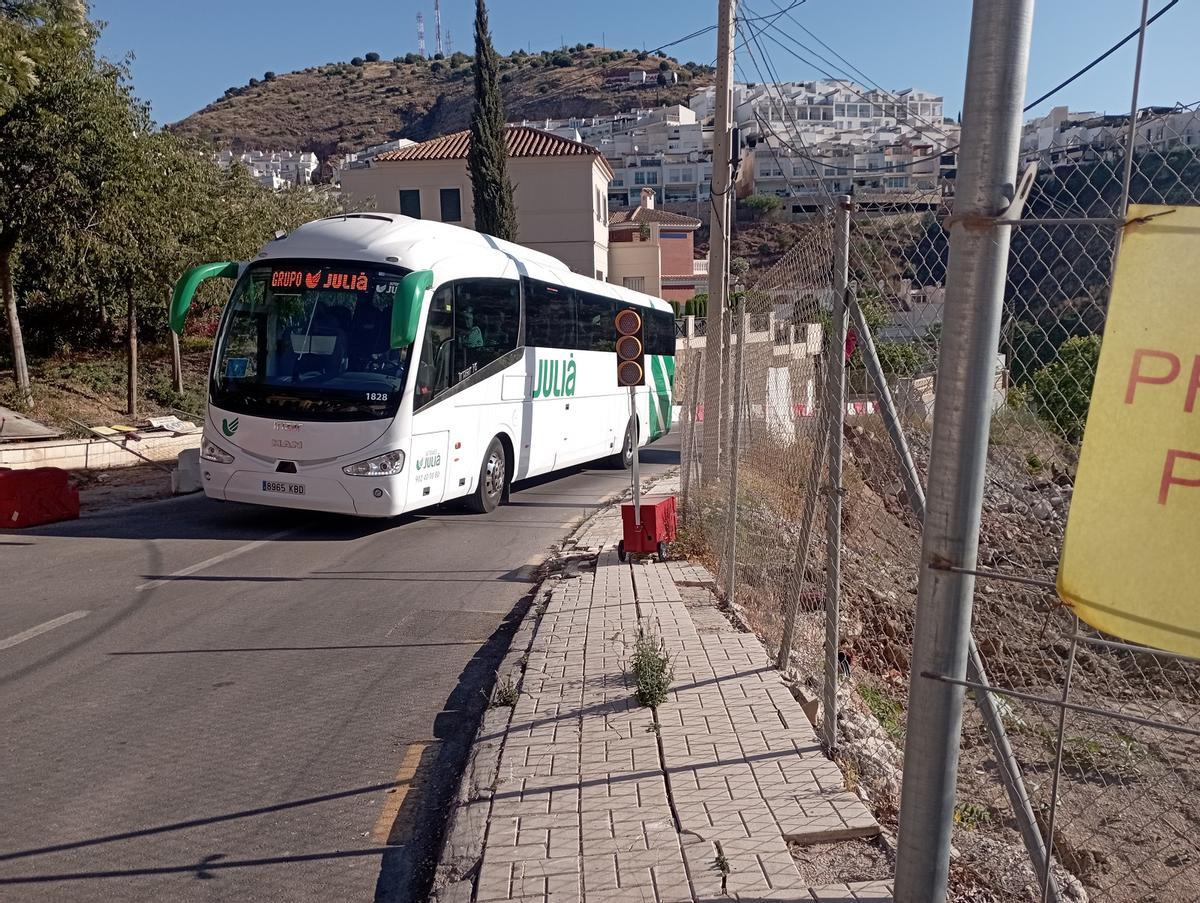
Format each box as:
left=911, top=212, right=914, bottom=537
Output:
left=467, top=0, right=517, bottom=240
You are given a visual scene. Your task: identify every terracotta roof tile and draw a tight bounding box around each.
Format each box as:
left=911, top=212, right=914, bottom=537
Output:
left=608, top=206, right=702, bottom=229
left=375, top=126, right=613, bottom=177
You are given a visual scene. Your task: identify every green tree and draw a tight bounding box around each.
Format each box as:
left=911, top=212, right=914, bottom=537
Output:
left=1029, top=334, right=1100, bottom=443
left=466, top=0, right=516, bottom=240
left=743, top=193, right=782, bottom=219
left=1, top=11, right=350, bottom=408
left=0, top=7, right=98, bottom=402
left=0, top=0, right=86, bottom=114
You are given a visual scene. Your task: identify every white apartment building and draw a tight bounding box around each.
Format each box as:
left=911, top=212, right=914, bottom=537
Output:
left=743, top=128, right=955, bottom=212
left=516, top=105, right=715, bottom=212
left=340, top=138, right=418, bottom=171
left=691, top=80, right=956, bottom=206
left=514, top=81, right=956, bottom=217
left=1021, top=104, right=1200, bottom=167
left=216, top=149, right=319, bottom=188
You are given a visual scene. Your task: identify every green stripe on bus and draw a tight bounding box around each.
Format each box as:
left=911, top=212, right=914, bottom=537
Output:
left=649, top=355, right=671, bottom=438
left=646, top=378, right=661, bottom=440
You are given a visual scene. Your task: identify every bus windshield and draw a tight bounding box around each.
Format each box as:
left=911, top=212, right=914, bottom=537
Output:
left=211, top=260, right=412, bottom=421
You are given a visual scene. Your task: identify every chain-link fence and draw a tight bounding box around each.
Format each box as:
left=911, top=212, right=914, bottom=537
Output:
left=677, top=93, right=1200, bottom=902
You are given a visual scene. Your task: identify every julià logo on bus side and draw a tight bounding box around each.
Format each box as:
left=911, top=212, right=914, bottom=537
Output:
left=532, top=355, right=577, bottom=399
left=415, top=450, right=442, bottom=471
left=221, top=417, right=239, bottom=437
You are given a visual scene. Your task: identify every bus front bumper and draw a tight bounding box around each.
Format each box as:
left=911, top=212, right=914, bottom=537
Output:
left=200, top=464, right=404, bottom=517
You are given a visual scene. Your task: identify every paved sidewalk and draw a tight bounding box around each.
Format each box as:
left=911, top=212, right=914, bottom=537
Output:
left=470, top=483, right=892, bottom=903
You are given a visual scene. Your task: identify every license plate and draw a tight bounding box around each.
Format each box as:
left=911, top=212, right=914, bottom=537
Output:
left=262, top=480, right=305, bottom=495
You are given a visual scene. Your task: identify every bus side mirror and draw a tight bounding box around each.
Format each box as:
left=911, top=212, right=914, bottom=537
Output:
left=170, top=262, right=241, bottom=335
left=392, top=269, right=433, bottom=349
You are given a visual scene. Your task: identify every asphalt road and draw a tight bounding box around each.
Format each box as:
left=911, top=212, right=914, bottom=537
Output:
left=0, top=439, right=678, bottom=902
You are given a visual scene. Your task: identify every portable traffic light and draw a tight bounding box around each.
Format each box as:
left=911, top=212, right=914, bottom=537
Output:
left=614, top=307, right=645, bottom=386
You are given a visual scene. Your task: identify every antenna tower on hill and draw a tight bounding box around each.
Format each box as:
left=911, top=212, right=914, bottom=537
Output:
left=434, top=0, right=443, bottom=56
left=417, top=12, right=426, bottom=57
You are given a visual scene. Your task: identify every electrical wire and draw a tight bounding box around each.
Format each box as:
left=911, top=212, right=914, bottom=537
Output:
left=1024, top=0, right=1180, bottom=112
left=742, top=0, right=958, bottom=142
left=740, top=0, right=1183, bottom=177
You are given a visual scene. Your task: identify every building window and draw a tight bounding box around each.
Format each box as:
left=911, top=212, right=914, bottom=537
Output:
left=439, top=187, right=462, bottom=223
left=399, top=189, right=421, bottom=219
left=622, top=276, right=645, bottom=292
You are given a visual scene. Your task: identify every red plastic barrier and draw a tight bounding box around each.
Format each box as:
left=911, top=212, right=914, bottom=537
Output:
left=0, top=467, right=80, bottom=528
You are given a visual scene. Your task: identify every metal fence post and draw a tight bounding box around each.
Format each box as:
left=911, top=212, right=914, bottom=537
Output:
left=850, top=297, right=1061, bottom=903
left=723, top=293, right=747, bottom=604
left=822, top=197, right=850, bottom=752
left=893, top=3, right=1035, bottom=901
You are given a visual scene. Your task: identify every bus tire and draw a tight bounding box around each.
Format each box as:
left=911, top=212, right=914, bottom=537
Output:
left=467, top=436, right=507, bottom=514
left=605, top=419, right=636, bottom=470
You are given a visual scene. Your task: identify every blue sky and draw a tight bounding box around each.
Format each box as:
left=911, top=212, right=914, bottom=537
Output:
left=93, top=0, right=1199, bottom=127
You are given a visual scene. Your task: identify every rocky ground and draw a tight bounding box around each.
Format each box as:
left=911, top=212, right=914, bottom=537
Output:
left=680, top=409, right=1200, bottom=903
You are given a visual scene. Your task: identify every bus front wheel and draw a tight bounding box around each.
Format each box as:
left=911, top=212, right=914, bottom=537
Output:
left=467, top=437, right=507, bottom=514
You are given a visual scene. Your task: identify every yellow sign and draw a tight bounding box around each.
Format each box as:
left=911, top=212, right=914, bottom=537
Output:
left=1058, top=204, right=1200, bottom=657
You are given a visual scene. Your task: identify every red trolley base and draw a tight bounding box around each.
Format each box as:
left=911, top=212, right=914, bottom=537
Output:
left=618, top=494, right=678, bottom=563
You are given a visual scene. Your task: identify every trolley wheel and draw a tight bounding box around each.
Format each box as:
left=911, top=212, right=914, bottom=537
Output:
left=617, top=540, right=627, bottom=562
left=656, top=541, right=668, bottom=563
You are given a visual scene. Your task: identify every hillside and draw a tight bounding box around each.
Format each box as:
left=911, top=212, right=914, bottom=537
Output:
left=171, top=47, right=714, bottom=157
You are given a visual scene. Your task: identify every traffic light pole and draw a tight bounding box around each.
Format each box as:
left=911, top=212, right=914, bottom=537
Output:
left=629, top=386, right=641, bottom=527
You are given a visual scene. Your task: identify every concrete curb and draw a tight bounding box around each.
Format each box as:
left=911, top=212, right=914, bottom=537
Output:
left=427, top=581, right=550, bottom=903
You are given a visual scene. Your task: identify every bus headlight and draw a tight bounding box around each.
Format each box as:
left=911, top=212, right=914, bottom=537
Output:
left=201, top=439, right=235, bottom=464
left=342, top=449, right=405, bottom=477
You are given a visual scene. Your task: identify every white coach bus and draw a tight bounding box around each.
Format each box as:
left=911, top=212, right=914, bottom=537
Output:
left=169, top=213, right=676, bottom=517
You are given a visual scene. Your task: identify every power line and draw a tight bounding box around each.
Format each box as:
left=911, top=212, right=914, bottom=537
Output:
left=752, top=0, right=957, bottom=141
left=738, top=12, right=835, bottom=201
left=740, top=0, right=1184, bottom=178
left=1023, top=0, right=1179, bottom=111
left=739, top=6, right=956, bottom=187
left=740, top=1, right=957, bottom=143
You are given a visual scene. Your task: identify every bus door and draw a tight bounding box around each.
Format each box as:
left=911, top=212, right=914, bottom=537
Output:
left=409, top=285, right=454, bottom=505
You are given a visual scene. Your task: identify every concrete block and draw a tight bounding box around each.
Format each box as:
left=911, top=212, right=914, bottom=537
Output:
left=172, top=448, right=202, bottom=495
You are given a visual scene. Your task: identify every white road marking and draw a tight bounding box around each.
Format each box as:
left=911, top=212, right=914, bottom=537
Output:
left=135, top=528, right=301, bottom=591
left=0, top=610, right=90, bottom=651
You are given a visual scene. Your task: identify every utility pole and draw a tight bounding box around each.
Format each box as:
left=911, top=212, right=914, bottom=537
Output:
left=893, top=2, right=1034, bottom=902
left=701, top=0, right=736, bottom=487
left=417, top=12, right=426, bottom=58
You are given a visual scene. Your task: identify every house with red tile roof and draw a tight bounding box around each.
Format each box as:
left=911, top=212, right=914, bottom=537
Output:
left=340, top=126, right=614, bottom=280
left=608, top=188, right=706, bottom=304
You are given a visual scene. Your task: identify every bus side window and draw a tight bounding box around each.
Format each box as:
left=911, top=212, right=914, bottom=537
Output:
left=454, top=279, right=520, bottom=375
left=415, top=285, right=455, bottom=409
left=523, top=278, right=577, bottom=350
left=575, top=292, right=616, bottom=352
left=644, top=308, right=677, bottom=356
